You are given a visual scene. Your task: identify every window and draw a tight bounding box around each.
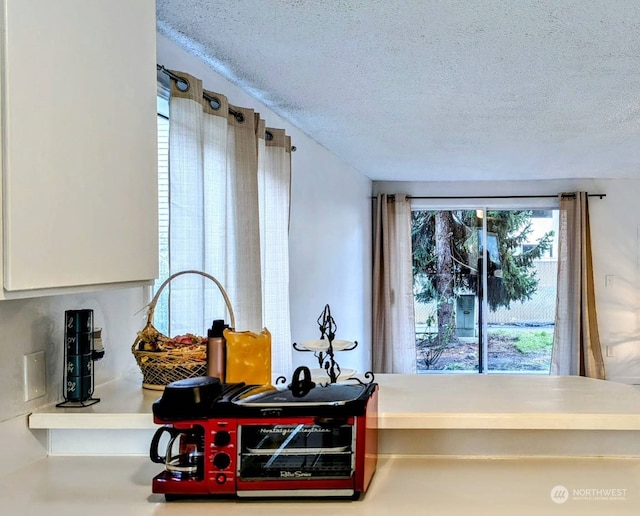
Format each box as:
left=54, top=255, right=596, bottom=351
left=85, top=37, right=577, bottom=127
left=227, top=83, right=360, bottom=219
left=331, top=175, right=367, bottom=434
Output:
left=154, top=92, right=170, bottom=335
left=412, top=206, right=559, bottom=374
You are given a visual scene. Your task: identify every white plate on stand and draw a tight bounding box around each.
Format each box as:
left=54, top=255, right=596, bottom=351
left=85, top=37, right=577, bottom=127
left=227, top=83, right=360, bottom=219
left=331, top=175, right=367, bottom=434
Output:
left=311, top=368, right=356, bottom=383
left=300, top=339, right=355, bottom=352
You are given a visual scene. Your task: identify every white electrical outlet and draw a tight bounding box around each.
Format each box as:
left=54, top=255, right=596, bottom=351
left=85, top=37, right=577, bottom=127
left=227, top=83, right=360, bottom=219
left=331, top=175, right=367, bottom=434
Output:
left=24, top=351, right=46, bottom=401
left=605, top=275, right=614, bottom=287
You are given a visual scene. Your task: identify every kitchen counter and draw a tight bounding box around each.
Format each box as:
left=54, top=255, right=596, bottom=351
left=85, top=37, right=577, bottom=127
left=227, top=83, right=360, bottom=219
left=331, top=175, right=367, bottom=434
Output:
left=29, top=373, right=640, bottom=431
left=10, top=374, right=640, bottom=514
left=2, top=455, right=640, bottom=516
left=27, top=373, right=640, bottom=458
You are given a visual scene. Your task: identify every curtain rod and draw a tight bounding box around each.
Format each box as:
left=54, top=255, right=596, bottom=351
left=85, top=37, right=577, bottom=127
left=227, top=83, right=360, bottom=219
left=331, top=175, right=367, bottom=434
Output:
left=374, top=193, right=606, bottom=200
left=157, top=64, right=244, bottom=122
left=157, top=64, right=297, bottom=151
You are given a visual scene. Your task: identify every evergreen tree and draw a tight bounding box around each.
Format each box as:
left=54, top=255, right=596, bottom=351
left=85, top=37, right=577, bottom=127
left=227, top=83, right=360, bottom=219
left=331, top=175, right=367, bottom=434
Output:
left=411, top=210, right=553, bottom=340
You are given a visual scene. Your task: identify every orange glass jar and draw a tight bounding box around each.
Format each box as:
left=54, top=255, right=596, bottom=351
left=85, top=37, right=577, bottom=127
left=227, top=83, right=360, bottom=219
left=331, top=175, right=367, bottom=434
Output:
left=224, top=328, right=271, bottom=385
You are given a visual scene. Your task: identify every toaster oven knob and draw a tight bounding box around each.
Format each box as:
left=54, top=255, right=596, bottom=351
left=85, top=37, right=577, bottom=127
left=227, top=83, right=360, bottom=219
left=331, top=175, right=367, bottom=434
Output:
left=214, top=430, right=231, bottom=447
left=215, top=473, right=227, bottom=484
left=213, top=452, right=231, bottom=470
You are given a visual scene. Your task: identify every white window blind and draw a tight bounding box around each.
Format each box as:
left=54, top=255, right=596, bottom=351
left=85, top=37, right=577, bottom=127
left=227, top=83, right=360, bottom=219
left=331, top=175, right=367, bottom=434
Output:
left=154, top=94, right=170, bottom=335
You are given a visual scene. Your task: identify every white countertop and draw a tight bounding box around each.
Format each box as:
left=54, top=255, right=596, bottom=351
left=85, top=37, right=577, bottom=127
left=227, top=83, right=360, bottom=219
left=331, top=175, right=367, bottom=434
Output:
left=2, top=455, right=640, bottom=516
left=14, top=375, right=640, bottom=514
left=29, top=373, right=640, bottom=431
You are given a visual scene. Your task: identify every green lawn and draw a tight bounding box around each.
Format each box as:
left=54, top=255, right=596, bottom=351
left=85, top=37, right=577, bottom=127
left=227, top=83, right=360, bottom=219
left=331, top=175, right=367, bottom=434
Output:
left=489, top=328, right=553, bottom=354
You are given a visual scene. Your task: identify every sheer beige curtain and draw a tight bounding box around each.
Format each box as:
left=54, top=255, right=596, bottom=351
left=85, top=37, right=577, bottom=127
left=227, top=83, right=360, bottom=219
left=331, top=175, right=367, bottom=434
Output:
left=372, top=194, right=416, bottom=373
left=551, top=192, right=605, bottom=378
left=257, top=124, right=293, bottom=376
left=167, top=71, right=292, bottom=377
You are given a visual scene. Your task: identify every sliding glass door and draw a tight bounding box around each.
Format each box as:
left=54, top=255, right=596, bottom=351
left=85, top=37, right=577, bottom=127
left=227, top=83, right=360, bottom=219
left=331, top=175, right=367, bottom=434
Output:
left=412, top=208, right=558, bottom=373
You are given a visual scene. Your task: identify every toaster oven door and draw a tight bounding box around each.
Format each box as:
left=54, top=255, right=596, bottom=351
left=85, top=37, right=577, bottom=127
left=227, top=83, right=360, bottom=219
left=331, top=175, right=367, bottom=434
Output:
left=237, top=418, right=355, bottom=483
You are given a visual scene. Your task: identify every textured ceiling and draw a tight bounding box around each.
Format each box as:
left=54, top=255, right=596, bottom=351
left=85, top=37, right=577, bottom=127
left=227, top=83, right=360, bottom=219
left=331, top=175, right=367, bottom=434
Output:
left=156, top=1, right=640, bottom=182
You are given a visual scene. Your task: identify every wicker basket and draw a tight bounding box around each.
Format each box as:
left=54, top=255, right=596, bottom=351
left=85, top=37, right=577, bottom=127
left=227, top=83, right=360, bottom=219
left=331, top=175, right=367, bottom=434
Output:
left=132, top=270, right=236, bottom=390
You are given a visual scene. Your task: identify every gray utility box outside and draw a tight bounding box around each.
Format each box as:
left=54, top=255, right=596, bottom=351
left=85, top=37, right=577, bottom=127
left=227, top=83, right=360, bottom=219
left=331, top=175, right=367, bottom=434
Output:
left=456, top=294, right=476, bottom=337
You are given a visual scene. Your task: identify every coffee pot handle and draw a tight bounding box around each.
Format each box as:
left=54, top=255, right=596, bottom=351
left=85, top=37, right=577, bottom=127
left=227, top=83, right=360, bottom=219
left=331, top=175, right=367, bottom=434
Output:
left=149, top=426, right=180, bottom=464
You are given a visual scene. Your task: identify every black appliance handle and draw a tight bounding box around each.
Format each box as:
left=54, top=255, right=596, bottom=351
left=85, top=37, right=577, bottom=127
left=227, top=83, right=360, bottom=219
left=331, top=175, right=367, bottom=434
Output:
left=149, top=426, right=180, bottom=464
left=289, top=365, right=316, bottom=398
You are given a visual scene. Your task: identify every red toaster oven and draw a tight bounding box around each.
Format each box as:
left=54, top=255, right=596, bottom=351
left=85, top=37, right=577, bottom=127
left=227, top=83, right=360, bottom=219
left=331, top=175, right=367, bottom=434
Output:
left=149, top=372, right=378, bottom=500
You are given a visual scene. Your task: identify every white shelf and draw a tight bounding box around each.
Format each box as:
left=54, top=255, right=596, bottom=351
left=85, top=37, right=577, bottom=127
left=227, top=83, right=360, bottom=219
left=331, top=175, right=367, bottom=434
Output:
left=376, top=374, right=640, bottom=430
left=29, top=373, right=640, bottom=431
left=29, top=373, right=159, bottom=430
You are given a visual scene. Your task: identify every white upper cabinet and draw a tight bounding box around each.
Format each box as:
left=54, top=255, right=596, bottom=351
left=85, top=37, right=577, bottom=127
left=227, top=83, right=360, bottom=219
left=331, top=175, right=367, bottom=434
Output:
left=0, top=0, right=158, bottom=298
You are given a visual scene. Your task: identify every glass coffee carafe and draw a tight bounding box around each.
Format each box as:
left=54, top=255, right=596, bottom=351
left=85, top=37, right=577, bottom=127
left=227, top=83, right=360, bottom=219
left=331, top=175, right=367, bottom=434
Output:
left=150, top=425, right=205, bottom=479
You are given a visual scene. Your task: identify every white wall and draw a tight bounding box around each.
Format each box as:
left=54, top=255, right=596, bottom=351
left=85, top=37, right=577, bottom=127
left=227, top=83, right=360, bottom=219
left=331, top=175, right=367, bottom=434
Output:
left=0, top=287, right=148, bottom=471
left=288, top=146, right=373, bottom=374
left=374, top=178, right=640, bottom=384
left=0, top=288, right=147, bottom=423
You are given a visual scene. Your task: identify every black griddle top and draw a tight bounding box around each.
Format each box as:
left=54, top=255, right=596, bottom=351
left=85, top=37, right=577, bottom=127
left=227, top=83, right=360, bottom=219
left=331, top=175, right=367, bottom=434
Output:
left=152, top=375, right=376, bottom=421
